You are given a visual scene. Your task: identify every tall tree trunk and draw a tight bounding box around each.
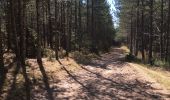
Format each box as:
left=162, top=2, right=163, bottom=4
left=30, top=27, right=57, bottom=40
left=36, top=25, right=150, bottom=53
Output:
left=66, top=2, right=69, bottom=57
left=36, top=0, right=42, bottom=64
left=19, top=0, right=30, bottom=99
left=130, top=7, right=133, bottom=55
left=69, top=0, right=73, bottom=52
left=0, top=17, right=4, bottom=76
left=12, top=0, right=24, bottom=97
left=141, top=0, right=145, bottom=62
left=36, top=1, right=54, bottom=99
left=166, top=0, right=170, bottom=61
left=160, top=0, right=164, bottom=59
left=135, top=0, right=139, bottom=56
left=78, top=0, right=82, bottom=51
left=42, top=1, right=46, bottom=48
left=149, top=0, right=154, bottom=65
left=55, top=0, right=59, bottom=60
left=87, top=0, right=89, bottom=33
left=6, top=0, right=12, bottom=51
left=74, top=0, right=78, bottom=50
left=91, top=0, right=95, bottom=52
left=48, top=0, right=53, bottom=48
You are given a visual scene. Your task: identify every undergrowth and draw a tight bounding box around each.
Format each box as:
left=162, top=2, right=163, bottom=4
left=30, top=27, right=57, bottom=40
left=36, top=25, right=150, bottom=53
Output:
left=70, top=51, right=99, bottom=65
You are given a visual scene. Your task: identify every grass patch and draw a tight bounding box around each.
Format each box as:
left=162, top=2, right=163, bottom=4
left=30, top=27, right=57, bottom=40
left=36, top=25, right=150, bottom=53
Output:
left=121, top=46, right=170, bottom=89
left=136, top=64, right=170, bottom=90
left=153, top=59, right=170, bottom=68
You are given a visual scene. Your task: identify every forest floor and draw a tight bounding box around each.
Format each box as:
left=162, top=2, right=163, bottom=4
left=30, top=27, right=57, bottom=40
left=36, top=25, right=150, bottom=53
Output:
left=1, top=47, right=170, bottom=100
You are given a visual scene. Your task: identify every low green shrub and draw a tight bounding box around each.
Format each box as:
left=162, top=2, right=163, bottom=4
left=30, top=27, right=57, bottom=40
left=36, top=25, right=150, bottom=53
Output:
left=71, top=51, right=91, bottom=65
left=58, top=48, right=66, bottom=58
left=43, top=48, right=55, bottom=61
left=125, top=54, right=139, bottom=62
left=153, top=59, right=170, bottom=68
left=71, top=51, right=98, bottom=65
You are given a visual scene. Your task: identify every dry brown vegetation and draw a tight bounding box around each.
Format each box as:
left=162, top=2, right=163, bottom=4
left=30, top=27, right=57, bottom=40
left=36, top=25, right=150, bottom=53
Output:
left=1, top=47, right=170, bottom=100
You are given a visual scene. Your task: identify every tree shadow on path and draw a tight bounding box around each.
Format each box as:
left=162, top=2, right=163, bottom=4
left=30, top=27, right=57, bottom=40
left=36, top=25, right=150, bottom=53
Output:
left=63, top=64, right=166, bottom=99
left=37, top=60, right=54, bottom=100
left=0, top=61, right=16, bottom=96
left=0, top=71, right=7, bottom=96
left=61, top=47, right=170, bottom=99
left=80, top=65, right=170, bottom=99
left=5, top=62, right=22, bottom=100
left=58, top=60, right=102, bottom=99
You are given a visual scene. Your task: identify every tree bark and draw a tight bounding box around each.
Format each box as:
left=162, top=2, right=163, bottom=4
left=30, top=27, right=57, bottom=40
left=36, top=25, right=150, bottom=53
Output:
left=135, top=0, right=140, bottom=56
left=87, top=0, right=89, bottom=33
left=47, top=0, right=53, bottom=48
left=0, top=17, right=4, bottom=76
left=130, top=7, right=133, bottom=55
left=19, top=0, right=30, bottom=99
left=78, top=0, right=82, bottom=51
left=160, top=0, right=164, bottom=59
left=141, top=0, right=145, bottom=62
left=55, top=0, right=59, bottom=60
left=149, top=0, right=154, bottom=65
left=166, top=0, right=170, bottom=61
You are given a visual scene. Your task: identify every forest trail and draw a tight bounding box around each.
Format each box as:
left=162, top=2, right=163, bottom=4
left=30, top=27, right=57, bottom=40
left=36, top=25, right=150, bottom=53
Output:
left=2, top=47, right=170, bottom=100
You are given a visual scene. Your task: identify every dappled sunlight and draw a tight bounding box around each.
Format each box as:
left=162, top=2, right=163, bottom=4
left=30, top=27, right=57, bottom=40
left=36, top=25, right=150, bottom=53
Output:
left=1, top=0, right=170, bottom=99
left=1, top=48, right=170, bottom=100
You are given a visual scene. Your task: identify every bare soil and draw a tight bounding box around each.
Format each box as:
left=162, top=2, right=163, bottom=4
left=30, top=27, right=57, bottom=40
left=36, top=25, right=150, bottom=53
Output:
left=1, top=47, right=170, bottom=100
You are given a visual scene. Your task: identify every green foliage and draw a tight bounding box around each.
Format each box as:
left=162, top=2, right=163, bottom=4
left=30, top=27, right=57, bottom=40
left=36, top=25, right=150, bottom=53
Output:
left=71, top=51, right=92, bottom=65
left=115, top=32, right=126, bottom=43
left=43, top=48, right=67, bottom=61
left=6, top=74, right=26, bottom=100
left=117, top=0, right=170, bottom=66
left=125, top=53, right=141, bottom=62
left=58, top=48, right=67, bottom=59
left=71, top=51, right=98, bottom=65
left=153, top=59, right=170, bottom=68
left=125, top=54, right=135, bottom=62
left=26, top=28, right=37, bottom=58
left=90, top=0, right=116, bottom=51
left=9, top=86, right=26, bottom=100
left=43, top=48, right=55, bottom=61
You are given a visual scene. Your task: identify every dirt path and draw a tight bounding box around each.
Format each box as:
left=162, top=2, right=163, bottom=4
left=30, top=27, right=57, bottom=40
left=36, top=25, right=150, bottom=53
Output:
left=56, top=48, right=170, bottom=100
left=2, top=47, right=170, bottom=100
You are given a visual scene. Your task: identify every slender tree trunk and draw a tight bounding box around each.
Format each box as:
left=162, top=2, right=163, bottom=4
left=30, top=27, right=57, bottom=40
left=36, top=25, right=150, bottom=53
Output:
left=78, top=0, right=82, bottom=51
left=47, top=0, right=53, bottom=48
left=55, top=0, right=59, bottom=60
left=42, top=1, right=46, bottom=48
left=6, top=0, right=12, bottom=51
left=66, top=2, right=69, bottom=57
left=69, top=0, right=73, bottom=52
left=166, top=0, right=170, bottom=61
left=87, top=0, right=89, bottom=33
left=19, top=0, right=30, bottom=99
left=135, top=0, right=139, bottom=56
left=12, top=0, right=23, bottom=95
left=74, top=0, right=78, bottom=50
left=0, top=17, right=4, bottom=76
left=45, top=0, right=49, bottom=46
left=91, top=0, right=95, bottom=52
left=36, top=0, right=42, bottom=64
left=141, top=0, right=145, bottom=62
left=160, top=0, right=164, bottom=59
left=130, top=8, right=133, bottom=55
left=36, top=1, right=54, bottom=99
left=149, top=0, right=153, bottom=65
